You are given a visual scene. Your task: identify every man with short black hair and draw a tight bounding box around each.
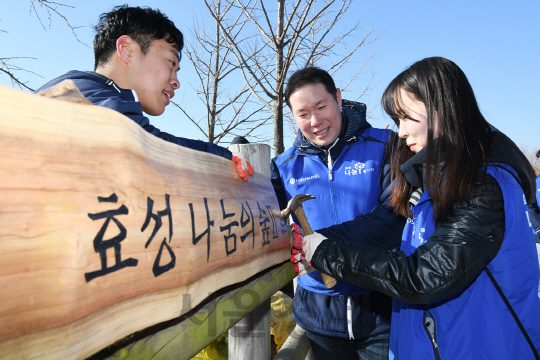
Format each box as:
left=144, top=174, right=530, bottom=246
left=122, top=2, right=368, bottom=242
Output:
left=36, top=5, right=253, bottom=180
left=272, top=67, right=405, bottom=359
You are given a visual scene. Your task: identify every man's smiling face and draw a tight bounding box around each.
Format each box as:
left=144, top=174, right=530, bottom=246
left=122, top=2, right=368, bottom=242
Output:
left=290, top=83, right=342, bottom=147
left=128, top=38, right=180, bottom=116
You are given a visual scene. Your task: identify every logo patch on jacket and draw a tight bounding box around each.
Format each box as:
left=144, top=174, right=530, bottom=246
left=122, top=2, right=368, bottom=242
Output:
left=289, top=174, right=320, bottom=185
left=344, top=162, right=374, bottom=176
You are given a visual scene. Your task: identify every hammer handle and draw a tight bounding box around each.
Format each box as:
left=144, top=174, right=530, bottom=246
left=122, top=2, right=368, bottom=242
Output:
left=295, top=208, right=337, bottom=289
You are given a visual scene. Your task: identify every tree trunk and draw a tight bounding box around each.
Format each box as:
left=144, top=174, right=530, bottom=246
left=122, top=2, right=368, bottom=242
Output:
left=273, top=0, right=285, bottom=156
left=209, top=0, right=221, bottom=142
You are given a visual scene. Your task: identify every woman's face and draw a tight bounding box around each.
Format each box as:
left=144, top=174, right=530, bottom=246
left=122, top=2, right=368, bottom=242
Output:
left=397, top=89, right=435, bottom=153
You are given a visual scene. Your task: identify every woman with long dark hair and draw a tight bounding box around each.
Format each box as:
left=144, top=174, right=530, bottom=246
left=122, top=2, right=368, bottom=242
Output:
left=291, top=57, right=540, bottom=359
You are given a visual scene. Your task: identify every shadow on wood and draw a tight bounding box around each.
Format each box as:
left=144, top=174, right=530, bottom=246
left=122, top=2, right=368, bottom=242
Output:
left=92, top=262, right=294, bottom=360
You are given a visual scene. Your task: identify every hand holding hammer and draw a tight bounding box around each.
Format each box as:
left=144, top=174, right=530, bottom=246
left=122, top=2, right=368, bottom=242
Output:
left=276, top=194, right=337, bottom=289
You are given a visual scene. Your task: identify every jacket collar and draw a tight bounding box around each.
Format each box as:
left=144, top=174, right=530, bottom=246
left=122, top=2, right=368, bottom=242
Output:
left=400, top=138, right=440, bottom=188
left=80, top=71, right=138, bottom=102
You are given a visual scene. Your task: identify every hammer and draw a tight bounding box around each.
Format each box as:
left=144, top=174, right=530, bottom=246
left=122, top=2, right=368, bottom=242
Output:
left=277, top=194, right=337, bottom=289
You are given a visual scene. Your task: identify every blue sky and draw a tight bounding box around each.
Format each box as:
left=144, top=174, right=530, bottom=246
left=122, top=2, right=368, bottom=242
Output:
left=1, top=1, right=538, bottom=153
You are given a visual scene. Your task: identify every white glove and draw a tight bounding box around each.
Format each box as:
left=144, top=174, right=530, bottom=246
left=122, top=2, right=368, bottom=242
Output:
left=302, top=232, right=327, bottom=262
left=291, top=223, right=327, bottom=277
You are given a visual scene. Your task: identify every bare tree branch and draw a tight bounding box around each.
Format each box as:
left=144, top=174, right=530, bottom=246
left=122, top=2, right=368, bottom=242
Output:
left=200, top=0, right=382, bottom=154
left=0, top=57, right=41, bottom=91
left=29, top=0, right=87, bottom=46
left=175, top=0, right=272, bottom=144
left=1, top=1, right=87, bottom=91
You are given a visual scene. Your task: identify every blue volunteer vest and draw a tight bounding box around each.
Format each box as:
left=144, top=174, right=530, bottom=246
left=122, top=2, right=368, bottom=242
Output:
left=277, top=127, right=390, bottom=295
left=389, top=165, right=540, bottom=359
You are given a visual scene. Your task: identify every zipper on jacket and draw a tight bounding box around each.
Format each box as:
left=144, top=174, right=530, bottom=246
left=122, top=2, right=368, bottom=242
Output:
left=346, top=135, right=359, bottom=145
left=105, top=79, right=121, bottom=93
left=347, top=296, right=354, bottom=339
left=423, top=309, right=442, bottom=360
left=325, top=138, right=339, bottom=180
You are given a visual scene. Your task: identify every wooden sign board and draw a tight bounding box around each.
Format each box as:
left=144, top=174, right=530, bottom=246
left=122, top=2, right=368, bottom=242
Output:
left=0, top=84, right=289, bottom=359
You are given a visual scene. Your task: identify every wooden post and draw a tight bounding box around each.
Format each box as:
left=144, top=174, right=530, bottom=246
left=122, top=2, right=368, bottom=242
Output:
left=228, top=142, right=272, bottom=360
left=228, top=142, right=272, bottom=178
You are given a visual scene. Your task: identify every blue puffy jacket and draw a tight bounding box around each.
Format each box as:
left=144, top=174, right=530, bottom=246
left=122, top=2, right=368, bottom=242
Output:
left=35, top=71, right=232, bottom=160
left=271, top=100, right=405, bottom=339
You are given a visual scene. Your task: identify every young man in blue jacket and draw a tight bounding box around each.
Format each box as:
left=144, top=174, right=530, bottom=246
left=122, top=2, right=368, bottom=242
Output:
left=35, top=5, right=253, bottom=181
left=271, top=67, right=405, bottom=359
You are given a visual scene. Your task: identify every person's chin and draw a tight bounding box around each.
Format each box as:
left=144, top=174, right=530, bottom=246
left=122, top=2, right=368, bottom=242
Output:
left=313, top=132, right=337, bottom=146
left=143, top=105, right=165, bottom=116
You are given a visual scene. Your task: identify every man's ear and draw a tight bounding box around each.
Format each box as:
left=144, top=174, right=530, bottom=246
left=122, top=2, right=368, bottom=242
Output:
left=336, top=88, right=342, bottom=108
left=116, top=35, right=134, bottom=65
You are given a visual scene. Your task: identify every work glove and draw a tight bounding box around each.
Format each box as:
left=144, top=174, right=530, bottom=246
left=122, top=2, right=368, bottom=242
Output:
left=290, top=223, right=327, bottom=276
left=231, top=152, right=255, bottom=181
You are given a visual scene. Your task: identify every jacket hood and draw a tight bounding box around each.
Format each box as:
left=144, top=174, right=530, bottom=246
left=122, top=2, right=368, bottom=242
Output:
left=292, top=99, right=371, bottom=155
left=489, top=130, right=536, bottom=203
left=35, top=71, right=105, bottom=92
left=35, top=70, right=138, bottom=104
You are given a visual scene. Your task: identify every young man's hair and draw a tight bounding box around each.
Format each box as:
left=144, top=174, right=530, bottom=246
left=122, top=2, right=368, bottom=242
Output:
left=93, top=5, right=184, bottom=70
left=383, top=56, right=535, bottom=221
left=284, top=67, right=337, bottom=108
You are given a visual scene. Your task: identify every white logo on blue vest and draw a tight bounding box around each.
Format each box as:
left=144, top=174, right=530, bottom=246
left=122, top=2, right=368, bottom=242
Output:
left=290, top=174, right=320, bottom=185
left=419, top=228, right=427, bottom=245
left=345, top=162, right=375, bottom=176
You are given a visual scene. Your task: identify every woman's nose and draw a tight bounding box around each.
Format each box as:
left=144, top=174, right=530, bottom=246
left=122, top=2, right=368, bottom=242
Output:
left=398, top=121, right=408, bottom=138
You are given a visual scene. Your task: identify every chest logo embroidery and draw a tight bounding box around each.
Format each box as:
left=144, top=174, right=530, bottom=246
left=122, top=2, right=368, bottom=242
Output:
left=289, top=173, right=320, bottom=185
left=344, top=162, right=375, bottom=176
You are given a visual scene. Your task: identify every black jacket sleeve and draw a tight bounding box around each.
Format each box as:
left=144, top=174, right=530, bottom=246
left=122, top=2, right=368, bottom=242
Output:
left=317, top=205, right=405, bottom=249
left=311, top=174, right=506, bottom=305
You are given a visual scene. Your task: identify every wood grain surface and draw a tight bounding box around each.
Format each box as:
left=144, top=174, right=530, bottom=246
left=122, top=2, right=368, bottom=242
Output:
left=0, top=84, right=289, bottom=359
